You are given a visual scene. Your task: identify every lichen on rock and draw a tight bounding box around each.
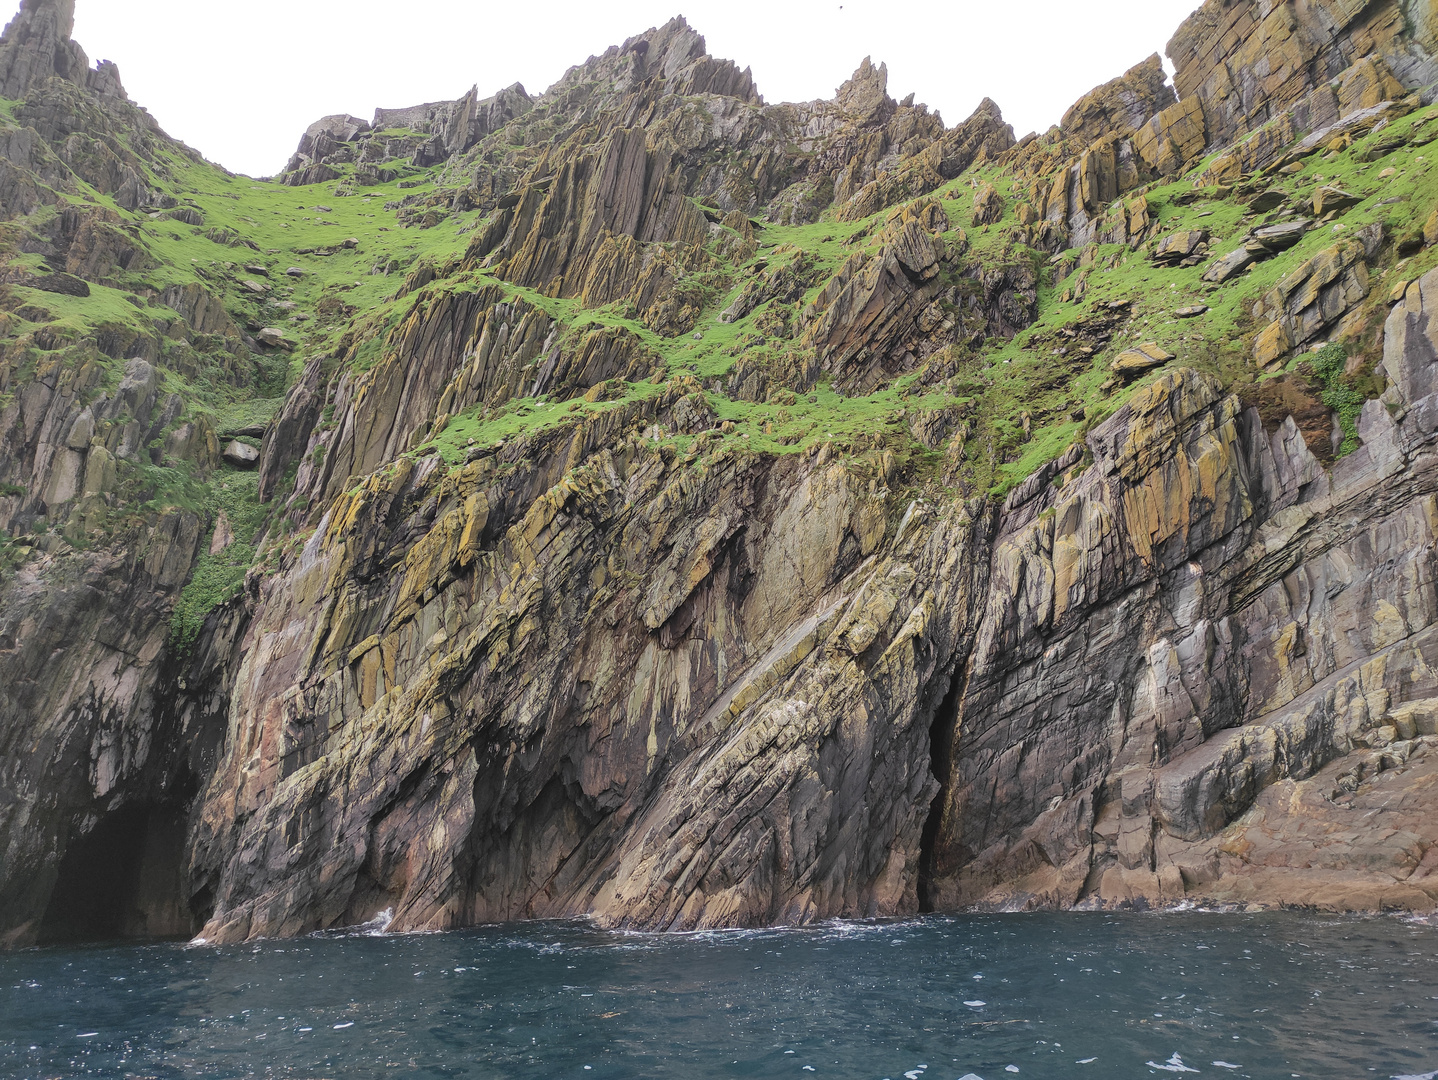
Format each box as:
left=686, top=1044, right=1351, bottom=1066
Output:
left=3, top=0, right=1438, bottom=949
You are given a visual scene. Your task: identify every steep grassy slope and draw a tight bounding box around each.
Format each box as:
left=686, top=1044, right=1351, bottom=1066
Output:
left=5, top=89, right=1437, bottom=626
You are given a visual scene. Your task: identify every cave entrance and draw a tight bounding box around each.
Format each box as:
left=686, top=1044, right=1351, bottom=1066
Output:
left=917, top=669, right=963, bottom=914
left=37, top=804, right=197, bottom=946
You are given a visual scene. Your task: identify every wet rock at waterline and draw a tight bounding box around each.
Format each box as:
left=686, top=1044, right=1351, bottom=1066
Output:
left=2, top=0, right=1438, bottom=948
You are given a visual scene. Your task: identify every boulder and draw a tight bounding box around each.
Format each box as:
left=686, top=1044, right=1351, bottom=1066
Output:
left=1246, top=189, right=1287, bottom=213
left=1313, top=187, right=1363, bottom=216
left=222, top=440, right=260, bottom=468
left=1111, top=342, right=1175, bottom=377
left=256, top=327, right=292, bottom=349
left=33, top=271, right=90, bottom=297
left=1151, top=229, right=1209, bottom=267
left=1203, top=247, right=1256, bottom=283
left=1251, top=220, right=1310, bottom=253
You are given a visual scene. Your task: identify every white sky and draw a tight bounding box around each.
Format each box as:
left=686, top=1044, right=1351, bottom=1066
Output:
left=71, top=0, right=1203, bottom=178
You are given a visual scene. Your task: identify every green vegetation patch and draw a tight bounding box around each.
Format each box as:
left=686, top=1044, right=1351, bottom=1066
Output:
left=169, top=470, right=266, bottom=648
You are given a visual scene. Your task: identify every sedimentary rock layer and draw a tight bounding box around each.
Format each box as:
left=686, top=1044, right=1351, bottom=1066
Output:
left=3, top=0, right=1438, bottom=949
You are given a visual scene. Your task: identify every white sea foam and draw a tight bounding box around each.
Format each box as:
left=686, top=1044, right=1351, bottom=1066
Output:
left=362, top=908, right=396, bottom=931
left=1146, top=1053, right=1200, bottom=1073
left=1077, top=1058, right=1097, bottom=1065
left=963, top=1000, right=986, bottom=1007
left=1213, top=1063, right=1241, bottom=1070
left=1391, top=1072, right=1438, bottom=1080
left=333, top=1022, right=353, bottom=1029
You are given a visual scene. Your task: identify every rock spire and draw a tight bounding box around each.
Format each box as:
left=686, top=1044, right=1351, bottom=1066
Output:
left=0, top=0, right=124, bottom=100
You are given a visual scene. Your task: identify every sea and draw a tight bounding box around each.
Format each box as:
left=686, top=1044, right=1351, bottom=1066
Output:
left=2, top=911, right=1436, bottom=1079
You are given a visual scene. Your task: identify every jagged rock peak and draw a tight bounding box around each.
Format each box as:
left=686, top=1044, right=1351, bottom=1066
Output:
left=836, top=56, right=891, bottom=119
left=0, top=0, right=125, bottom=100
left=967, top=96, right=1006, bottom=125
left=550, top=15, right=759, bottom=104
left=1061, top=53, right=1176, bottom=142
left=5, top=0, right=73, bottom=38
left=619, top=15, right=706, bottom=80
left=283, top=80, right=535, bottom=183
left=303, top=113, right=370, bottom=144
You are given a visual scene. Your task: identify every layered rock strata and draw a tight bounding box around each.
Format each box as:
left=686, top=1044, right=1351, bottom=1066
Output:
left=932, top=270, right=1438, bottom=912
left=2, top=0, right=1438, bottom=951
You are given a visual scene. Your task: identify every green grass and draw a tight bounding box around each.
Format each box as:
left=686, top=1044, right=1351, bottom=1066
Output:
left=1307, top=342, right=1364, bottom=456
left=393, top=98, right=1436, bottom=497
left=169, top=470, right=266, bottom=648
left=3, top=75, right=1436, bottom=628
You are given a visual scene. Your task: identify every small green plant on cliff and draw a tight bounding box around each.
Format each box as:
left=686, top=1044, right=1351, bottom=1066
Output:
left=169, top=470, right=266, bottom=649
left=1306, top=342, right=1364, bottom=457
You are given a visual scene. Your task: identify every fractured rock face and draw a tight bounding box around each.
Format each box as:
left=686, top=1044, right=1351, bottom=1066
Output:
left=1061, top=54, right=1176, bottom=144
left=919, top=268, right=1438, bottom=915
left=1168, top=0, right=1438, bottom=153
left=1251, top=226, right=1383, bottom=351
left=5, top=0, right=1438, bottom=953
left=1382, top=268, right=1438, bottom=410
left=801, top=200, right=948, bottom=392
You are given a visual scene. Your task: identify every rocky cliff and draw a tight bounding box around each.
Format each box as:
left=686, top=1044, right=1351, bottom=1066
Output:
left=2, top=0, right=1438, bottom=947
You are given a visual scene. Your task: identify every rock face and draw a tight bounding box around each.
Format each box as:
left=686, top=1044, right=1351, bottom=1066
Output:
left=1003, top=0, right=1438, bottom=257
left=802, top=200, right=950, bottom=393
left=184, top=439, right=975, bottom=939
left=0, top=0, right=125, bottom=101
left=1168, top=0, right=1437, bottom=151
left=3, top=0, right=1438, bottom=951
left=1061, top=54, right=1176, bottom=143
left=929, top=270, right=1438, bottom=914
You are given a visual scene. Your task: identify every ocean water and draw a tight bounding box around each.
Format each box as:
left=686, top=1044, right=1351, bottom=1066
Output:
left=1, top=912, right=1436, bottom=1079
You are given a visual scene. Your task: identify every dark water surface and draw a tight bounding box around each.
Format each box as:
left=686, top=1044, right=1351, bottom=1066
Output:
left=2, top=912, right=1436, bottom=1079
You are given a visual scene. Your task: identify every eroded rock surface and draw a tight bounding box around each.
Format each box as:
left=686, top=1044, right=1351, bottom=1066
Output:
left=3, top=0, right=1438, bottom=951
left=928, top=269, right=1438, bottom=916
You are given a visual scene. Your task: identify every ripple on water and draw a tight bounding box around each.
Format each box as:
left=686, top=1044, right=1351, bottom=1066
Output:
left=0, top=911, right=1434, bottom=1079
